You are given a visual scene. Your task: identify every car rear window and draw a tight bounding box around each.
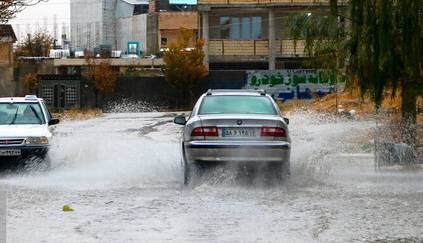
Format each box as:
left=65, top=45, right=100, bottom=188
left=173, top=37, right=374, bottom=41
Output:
left=199, top=95, right=277, bottom=115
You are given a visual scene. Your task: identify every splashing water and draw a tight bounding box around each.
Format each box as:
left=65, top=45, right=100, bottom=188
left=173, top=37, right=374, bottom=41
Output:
left=0, top=110, right=374, bottom=190
left=3, top=111, right=423, bottom=243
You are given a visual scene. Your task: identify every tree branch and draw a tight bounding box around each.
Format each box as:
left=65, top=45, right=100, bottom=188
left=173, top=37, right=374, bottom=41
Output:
left=0, top=0, right=47, bottom=23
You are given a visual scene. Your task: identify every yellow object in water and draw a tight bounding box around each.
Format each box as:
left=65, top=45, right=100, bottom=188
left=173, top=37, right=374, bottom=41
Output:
left=63, top=205, right=74, bottom=212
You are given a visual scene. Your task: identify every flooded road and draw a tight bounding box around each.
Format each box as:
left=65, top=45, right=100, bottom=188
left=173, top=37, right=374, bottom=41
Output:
left=1, top=112, right=422, bottom=242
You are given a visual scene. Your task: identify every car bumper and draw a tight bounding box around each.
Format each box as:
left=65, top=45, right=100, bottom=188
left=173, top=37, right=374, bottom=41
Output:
left=184, top=141, right=290, bottom=163
left=0, top=145, right=48, bottom=158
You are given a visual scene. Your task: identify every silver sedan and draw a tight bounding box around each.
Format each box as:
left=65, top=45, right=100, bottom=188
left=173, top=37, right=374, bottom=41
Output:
left=174, top=89, right=291, bottom=184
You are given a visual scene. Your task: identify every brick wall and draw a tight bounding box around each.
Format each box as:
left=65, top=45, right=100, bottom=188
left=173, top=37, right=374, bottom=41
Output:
left=0, top=43, right=12, bottom=65
left=158, top=12, right=198, bottom=49
left=0, top=66, right=15, bottom=97
left=159, top=12, right=198, bottom=30
left=0, top=42, right=15, bottom=96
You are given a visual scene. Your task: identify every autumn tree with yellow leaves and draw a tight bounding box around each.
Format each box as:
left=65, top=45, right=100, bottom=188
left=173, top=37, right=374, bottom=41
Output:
left=162, top=28, right=208, bottom=107
left=83, top=53, right=119, bottom=107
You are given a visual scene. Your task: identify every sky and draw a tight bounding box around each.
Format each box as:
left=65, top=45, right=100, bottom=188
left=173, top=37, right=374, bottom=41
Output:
left=9, top=0, right=71, bottom=43
left=9, top=0, right=196, bottom=43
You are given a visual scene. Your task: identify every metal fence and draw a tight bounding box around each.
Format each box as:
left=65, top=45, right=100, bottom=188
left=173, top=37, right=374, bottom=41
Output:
left=37, top=75, right=81, bottom=110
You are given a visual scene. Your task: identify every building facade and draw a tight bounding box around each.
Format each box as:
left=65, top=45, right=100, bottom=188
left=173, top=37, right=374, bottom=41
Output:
left=158, top=11, right=198, bottom=50
left=198, top=0, right=339, bottom=70
left=70, top=0, right=197, bottom=55
left=0, top=25, right=17, bottom=96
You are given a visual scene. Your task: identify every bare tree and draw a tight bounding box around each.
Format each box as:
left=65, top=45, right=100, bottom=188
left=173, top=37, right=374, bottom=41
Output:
left=15, top=31, right=54, bottom=57
left=0, top=0, right=47, bottom=23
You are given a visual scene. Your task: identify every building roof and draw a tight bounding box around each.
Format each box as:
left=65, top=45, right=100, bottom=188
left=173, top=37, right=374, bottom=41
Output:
left=0, top=25, right=17, bottom=43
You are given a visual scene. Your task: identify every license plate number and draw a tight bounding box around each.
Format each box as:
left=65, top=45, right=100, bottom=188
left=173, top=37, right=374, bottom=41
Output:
left=0, top=149, right=21, bottom=156
left=222, top=128, right=257, bottom=137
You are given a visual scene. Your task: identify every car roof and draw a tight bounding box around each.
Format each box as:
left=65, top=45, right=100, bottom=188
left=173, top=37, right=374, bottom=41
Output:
left=205, top=89, right=266, bottom=96
left=0, top=96, right=42, bottom=103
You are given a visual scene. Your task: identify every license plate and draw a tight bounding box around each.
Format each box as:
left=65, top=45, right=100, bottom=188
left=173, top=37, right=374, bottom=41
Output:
left=0, top=149, right=21, bottom=156
left=222, top=128, right=257, bottom=137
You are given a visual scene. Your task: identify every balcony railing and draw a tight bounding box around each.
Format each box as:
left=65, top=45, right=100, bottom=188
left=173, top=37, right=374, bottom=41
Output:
left=209, top=39, right=306, bottom=57
left=199, top=0, right=332, bottom=5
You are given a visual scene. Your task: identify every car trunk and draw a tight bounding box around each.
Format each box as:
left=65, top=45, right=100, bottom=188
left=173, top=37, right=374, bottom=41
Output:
left=198, top=114, right=287, bottom=141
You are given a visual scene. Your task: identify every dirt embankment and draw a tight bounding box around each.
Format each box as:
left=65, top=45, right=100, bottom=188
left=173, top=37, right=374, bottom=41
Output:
left=53, top=109, right=102, bottom=121
left=279, top=91, right=423, bottom=124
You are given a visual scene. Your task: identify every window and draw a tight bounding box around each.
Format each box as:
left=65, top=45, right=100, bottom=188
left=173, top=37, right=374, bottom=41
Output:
left=220, top=17, right=231, bottom=39
left=65, top=87, right=78, bottom=106
left=0, top=103, right=46, bottom=125
left=41, top=101, right=52, bottom=121
left=251, top=17, right=262, bottom=39
left=199, top=96, right=277, bottom=115
left=230, top=17, right=241, bottom=39
left=161, top=37, right=168, bottom=46
left=241, top=17, right=250, bottom=39
left=219, top=16, right=262, bottom=40
left=41, top=87, right=54, bottom=106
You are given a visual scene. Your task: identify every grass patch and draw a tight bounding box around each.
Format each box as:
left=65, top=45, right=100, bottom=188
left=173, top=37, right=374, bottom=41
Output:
left=279, top=90, right=422, bottom=124
left=53, top=109, right=102, bottom=121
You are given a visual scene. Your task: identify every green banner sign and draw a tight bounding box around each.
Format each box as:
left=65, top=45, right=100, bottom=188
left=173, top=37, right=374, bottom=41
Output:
left=246, top=69, right=347, bottom=100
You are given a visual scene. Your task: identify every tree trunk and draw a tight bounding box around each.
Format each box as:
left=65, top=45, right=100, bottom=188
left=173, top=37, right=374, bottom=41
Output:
left=400, top=80, right=418, bottom=147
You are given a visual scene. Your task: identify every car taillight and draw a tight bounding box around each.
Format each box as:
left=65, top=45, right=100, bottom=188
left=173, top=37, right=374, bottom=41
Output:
left=261, top=127, right=286, bottom=137
left=191, top=127, right=219, bottom=137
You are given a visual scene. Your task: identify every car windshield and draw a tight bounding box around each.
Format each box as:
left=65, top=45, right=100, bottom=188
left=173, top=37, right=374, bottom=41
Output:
left=0, top=102, right=46, bottom=125
left=199, top=95, right=277, bottom=115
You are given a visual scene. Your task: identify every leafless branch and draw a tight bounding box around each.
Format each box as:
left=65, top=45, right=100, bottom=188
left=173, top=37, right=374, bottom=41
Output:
left=0, top=0, right=47, bottom=23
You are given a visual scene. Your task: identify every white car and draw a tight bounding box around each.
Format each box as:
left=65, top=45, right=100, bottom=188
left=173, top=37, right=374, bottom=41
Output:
left=0, top=95, right=59, bottom=163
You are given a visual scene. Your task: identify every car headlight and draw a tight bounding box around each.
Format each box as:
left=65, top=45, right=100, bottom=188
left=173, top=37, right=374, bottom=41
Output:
left=25, top=136, right=49, bottom=145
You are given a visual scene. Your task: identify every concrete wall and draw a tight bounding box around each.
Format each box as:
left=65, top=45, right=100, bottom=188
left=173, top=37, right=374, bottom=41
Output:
left=0, top=42, right=15, bottom=97
left=14, top=60, right=55, bottom=95
left=105, top=70, right=246, bottom=108
left=117, top=14, right=148, bottom=53
left=115, top=0, right=135, bottom=19
left=34, top=70, right=246, bottom=109
left=147, top=13, right=159, bottom=54
left=71, top=0, right=135, bottom=50
left=102, top=0, right=118, bottom=48
left=70, top=0, right=104, bottom=50
left=0, top=66, right=15, bottom=97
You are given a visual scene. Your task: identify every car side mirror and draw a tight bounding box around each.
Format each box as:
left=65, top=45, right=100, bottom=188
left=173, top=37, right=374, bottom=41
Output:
left=283, top=117, right=289, bottom=125
left=174, top=116, right=186, bottom=125
left=48, top=118, right=60, bottom=126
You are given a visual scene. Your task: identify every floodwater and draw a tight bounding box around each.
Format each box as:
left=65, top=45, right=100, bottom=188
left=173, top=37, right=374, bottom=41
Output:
left=0, top=112, right=422, bottom=243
